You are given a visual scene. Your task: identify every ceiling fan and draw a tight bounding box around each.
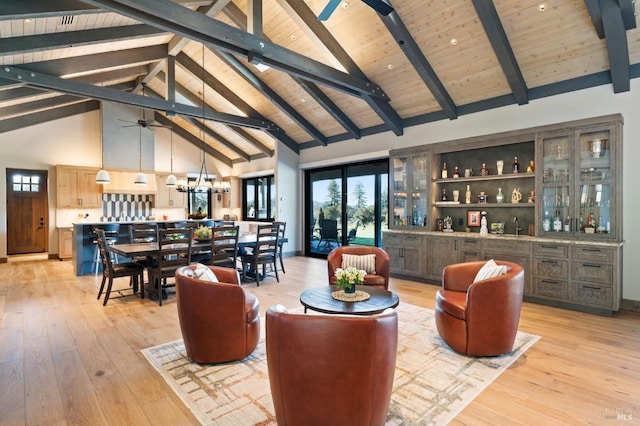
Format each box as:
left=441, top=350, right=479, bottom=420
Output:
left=119, top=83, right=172, bottom=130
left=318, top=0, right=394, bottom=21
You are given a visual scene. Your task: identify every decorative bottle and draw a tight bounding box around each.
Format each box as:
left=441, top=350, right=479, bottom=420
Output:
left=441, top=162, right=448, bottom=179
left=526, top=160, right=535, bottom=173
left=465, top=185, right=471, bottom=204
left=480, top=211, right=488, bottom=235
left=564, top=215, right=571, bottom=232
left=480, top=163, right=489, bottom=176
left=553, top=210, right=562, bottom=232
left=579, top=214, right=585, bottom=232
left=542, top=211, right=551, bottom=231
left=512, top=156, right=520, bottom=173
left=441, top=188, right=448, bottom=201
left=452, top=166, right=460, bottom=178
left=496, top=188, right=504, bottom=203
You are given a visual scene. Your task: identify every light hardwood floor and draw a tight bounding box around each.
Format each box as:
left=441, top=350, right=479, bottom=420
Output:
left=0, top=257, right=638, bottom=425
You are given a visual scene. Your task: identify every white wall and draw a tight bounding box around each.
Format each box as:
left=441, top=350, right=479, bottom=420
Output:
left=1, top=81, right=638, bottom=302
left=301, top=80, right=640, bottom=302
left=275, top=140, right=300, bottom=254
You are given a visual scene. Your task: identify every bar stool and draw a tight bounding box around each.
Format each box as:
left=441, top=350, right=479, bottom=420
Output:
left=92, top=223, right=120, bottom=274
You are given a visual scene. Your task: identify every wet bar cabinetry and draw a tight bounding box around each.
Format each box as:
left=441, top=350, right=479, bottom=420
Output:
left=385, top=114, right=623, bottom=315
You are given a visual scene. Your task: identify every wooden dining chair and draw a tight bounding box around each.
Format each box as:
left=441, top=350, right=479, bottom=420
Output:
left=146, top=228, right=192, bottom=306
left=95, top=229, right=145, bottom=306
left=273, top=221, right=287, bottom=273
left=240, top=223, right=280, bottom=286
left=206, top=225, right=240, bottom=269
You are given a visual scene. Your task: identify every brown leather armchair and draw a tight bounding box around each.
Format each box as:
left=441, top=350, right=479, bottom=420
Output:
left=175, top=265, right=259, bottom=364
left=435, top=260, right=525, bottom=357
left=266, top=305, right=398, bottom=426
left=327, top=246, right=390, bottom=290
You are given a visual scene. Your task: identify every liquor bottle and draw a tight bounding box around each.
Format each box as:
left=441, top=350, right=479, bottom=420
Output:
left=597, top=216, right=605, bottom=233
left=512, top=156, right=520, bottom=173
left=480, top=163, right=489, bottom=176
left=553, top=210, right=562, bottom=232
left=452, top=166, right=460, bottom=178
left=441, top=188, right=448, bottom=201
left=542, top=211, right=551, bottom=231
left=465, top=185, right=471, bottom=204
left=441, top=162, right=448, bottom=179
left=564, top=215, right=571, bottom=232
left=579, top=214, right=585, bottom=232
left=587, top=210, right=595, bottom=228
left=496, top=187, right=505, bottom=203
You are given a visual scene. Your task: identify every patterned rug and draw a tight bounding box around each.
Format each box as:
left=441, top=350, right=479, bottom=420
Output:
left=142, top=303, right=539, bottom=425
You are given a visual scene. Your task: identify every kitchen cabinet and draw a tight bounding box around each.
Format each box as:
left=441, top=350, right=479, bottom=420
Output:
left=382, top=232, right=426, bottom=279
left=56, top=165, right=102, bottom=208
left=58, top=228, right=73, bottom=260
left=426, top=235, right=458, bottom=282
left=156, top=174, right=187, bottom=208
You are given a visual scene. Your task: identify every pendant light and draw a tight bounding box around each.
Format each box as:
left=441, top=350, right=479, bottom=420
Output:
left=96, top=139, right=110, bottom=184
left=166, top=129, right=177, bottom=187
left=134, top=125, right=147, bottom=185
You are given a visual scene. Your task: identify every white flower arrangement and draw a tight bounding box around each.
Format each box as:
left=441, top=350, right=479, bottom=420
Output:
left=334, top=267, right=366, bottom=291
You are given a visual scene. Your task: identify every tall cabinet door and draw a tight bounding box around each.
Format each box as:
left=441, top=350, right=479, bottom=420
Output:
left=389, top=153, right=429, bottom=229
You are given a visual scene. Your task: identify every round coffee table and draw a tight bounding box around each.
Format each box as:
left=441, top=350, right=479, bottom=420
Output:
left=300, top=285, right=399, bottom=315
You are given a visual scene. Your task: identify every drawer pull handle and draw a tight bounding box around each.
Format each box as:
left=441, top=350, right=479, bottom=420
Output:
left=541, top=245, right=558, bottom=249
left=541, top=260, right=559, bottom=265
left=541, top=280, right=559, bottom=284
left=581, top=248, right=602, bottom=253
left=583, top=264, right=602, bottom=268
left=582, top=285, right=602, bottom=290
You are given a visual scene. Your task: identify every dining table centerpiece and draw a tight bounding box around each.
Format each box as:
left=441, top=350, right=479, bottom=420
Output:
left=193, top=225, right=212, bottom=241
left=334, top=267, right=366, bottom=296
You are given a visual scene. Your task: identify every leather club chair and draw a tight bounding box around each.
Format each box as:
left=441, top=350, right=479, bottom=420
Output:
left=266, top=305, right=398, bottom=426
left=435, top=260, right=525, bottom=356
left=327, top=246, right=390, bottom=290
left=174, top=265, right=260, bottom=364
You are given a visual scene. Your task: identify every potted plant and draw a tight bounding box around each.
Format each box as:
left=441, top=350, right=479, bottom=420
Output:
left=334, top=267, right=366, bottom=294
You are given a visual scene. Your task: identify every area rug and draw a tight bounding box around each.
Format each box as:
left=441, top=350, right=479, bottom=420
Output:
left=141, top=303, right=540, bottom=425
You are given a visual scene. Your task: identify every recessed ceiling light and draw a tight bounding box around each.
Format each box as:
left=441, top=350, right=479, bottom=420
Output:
left=450, top=38, right=458, bottom=46
left=342, top=2, right=349, bottom=8
left=538, top=3, right=547, bottom=11
left=388, top=64, right=394, bottom=70
left=291, top=34, right=297, bottom=41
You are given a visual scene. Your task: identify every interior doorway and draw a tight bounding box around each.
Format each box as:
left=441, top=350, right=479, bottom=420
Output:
left=6, top=168, right=49, bottom=255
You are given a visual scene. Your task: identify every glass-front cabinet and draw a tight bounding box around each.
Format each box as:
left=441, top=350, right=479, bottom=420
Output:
left=390, top=152, right=429, bottom=228
left=537, top=120, right=620, bottom=240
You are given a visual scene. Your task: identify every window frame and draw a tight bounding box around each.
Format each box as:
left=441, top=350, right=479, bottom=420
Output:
left=242, top=175, right=275, bottom=221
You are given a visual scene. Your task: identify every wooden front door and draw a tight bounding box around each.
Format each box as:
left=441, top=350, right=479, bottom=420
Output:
left=6, top=168, right=48, bottom=255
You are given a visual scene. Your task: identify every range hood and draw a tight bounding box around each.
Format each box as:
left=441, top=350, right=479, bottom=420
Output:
left=101, top=171, right=158, bottom=194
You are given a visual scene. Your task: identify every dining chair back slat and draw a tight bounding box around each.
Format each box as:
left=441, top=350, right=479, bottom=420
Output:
left=207, top=225, right=240, bottom=269
left=241, top=223, right=280, bottom=286
left=273, top=221, right=286, bottom=273
left=95, top=229, right=144, bottom=306
left=147, top=228, right=192, bottom=306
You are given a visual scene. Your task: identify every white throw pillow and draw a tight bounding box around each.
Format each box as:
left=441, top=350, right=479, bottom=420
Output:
left=192, top=263, right=219, bottom=282
left=473, top=259, right=507, bottom=283
left=341, top=253, right=376, bottom=274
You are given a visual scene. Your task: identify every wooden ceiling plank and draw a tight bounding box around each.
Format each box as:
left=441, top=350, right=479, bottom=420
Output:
left=1, top=65, right=278, bottom=130
left=277, top=0, right=403, bottom=135
left=294, top=78, right=361, bottom=140
left=213, top=50, right=318, bottom=141
left=584, top=0, right=606, bottom=38
left=0, top=94, right=86, bottom=119
left=0, top=100, right=100, bottom=134
left=472, top=0, right=529, bottom=105
left=600, top=0, right=630, bottom=92
left=0, top=1, right=100, bottom=19
left=0, top=24, right=165, bottom=57
left=153, top=113, right=233, bottom=166
left=80, top=0, right=390, bottom=100
left=177, top=51, right=308, bottom=151
left=181, top=115, right=252, bottom=160
left=379, top=10, right=457, bottom=119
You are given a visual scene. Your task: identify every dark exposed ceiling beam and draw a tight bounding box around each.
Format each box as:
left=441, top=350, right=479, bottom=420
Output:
left=599, top=0, right=631, bottom=92
left=293, top=78, right=361, bottom=140
left=472, top=0, right=529, bottom=105
left=80, top=0, right=390, bottom=101
left=379, top=8, right=457, bottom=119
left=1, top=66, right=279, bottom=130
left=0, top=81, right=132, bottom=119
left=0, top=67, right=142, bottom=102
left=176, top=52, right=296, bottom=153
left=278, top=0, right=403, bottom=136
left=585, top=0, right=606, bottom=38
left=214, top=49, right=329, bottom=146
left=618, top=0, right=637, bottom=30
left=21, top=45, right=167, bottom=78
left=0, top=100, right=100, bottom=134
left=153, top=75, right=276, bottom=157
left=152, top=114, right=233, bottom=167
left=0, top=24, right=166, bottom=56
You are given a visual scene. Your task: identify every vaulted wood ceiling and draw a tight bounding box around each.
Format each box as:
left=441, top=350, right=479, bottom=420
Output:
left=0, top=0, right=638, bottom=167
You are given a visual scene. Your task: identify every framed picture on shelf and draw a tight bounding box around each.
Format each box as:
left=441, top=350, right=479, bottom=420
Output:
left=468, top=211, right=481, bottom=227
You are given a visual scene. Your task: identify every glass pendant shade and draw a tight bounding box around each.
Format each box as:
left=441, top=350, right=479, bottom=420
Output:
left=96, top=169, right=110, bottom=184
left=135, top=172, right=147, bottom=185
left=166, top=174, right=177, bottom=187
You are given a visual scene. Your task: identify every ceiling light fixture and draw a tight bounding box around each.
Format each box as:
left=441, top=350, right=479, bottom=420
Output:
left=96, top=138, right=110, bottom=184
left=538, top=3, right=547, bottom=12
left=166, top=129, right=176, bottom=187
left=450, top=38, right=458, bottom=45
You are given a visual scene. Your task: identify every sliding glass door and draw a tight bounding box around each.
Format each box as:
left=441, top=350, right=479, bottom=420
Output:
left=306, top=159, right=388, bottom=257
